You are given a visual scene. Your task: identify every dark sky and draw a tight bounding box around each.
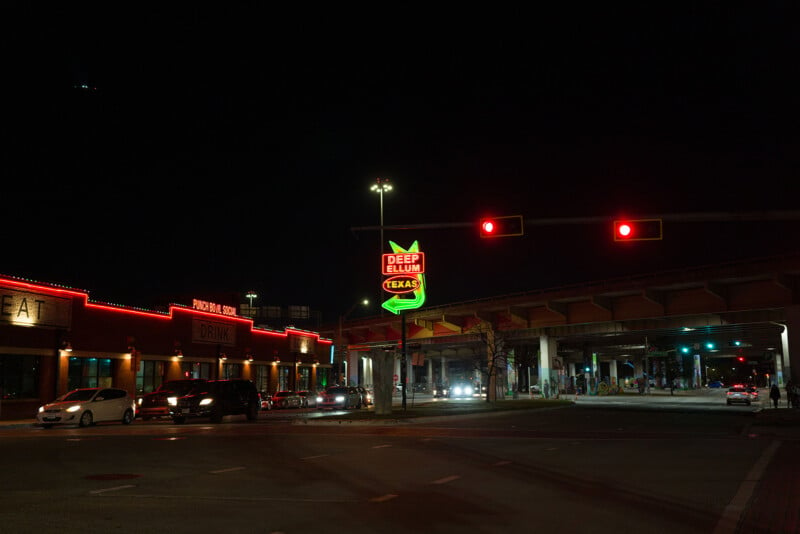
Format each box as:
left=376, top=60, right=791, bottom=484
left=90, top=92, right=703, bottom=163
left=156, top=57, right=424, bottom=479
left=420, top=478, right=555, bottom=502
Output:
left=4, top=5, right=800, bottom=322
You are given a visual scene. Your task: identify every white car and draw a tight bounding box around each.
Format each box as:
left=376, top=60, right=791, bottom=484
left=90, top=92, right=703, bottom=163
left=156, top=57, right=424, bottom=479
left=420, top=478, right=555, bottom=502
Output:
left=37, top=388, right=136, bottom=428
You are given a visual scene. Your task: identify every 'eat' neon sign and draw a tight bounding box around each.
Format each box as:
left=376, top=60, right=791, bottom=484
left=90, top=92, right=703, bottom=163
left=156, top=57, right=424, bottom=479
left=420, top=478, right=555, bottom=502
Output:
left=381, top=240, right=426, bottom=314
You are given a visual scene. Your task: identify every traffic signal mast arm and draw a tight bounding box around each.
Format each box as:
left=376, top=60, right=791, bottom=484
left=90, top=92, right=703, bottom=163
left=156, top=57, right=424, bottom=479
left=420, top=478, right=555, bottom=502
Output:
left=349, top=210, right=800, bottom=233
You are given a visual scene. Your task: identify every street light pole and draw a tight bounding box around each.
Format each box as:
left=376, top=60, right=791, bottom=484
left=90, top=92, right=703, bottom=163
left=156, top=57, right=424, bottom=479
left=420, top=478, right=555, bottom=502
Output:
left=371, top=178, right=392, bottom=314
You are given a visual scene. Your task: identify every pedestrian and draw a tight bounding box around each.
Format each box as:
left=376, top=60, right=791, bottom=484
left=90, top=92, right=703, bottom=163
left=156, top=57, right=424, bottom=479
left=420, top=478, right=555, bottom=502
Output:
left=770, top=383, right=781, bottom=409
left=786, top=380, right=795, bottom=408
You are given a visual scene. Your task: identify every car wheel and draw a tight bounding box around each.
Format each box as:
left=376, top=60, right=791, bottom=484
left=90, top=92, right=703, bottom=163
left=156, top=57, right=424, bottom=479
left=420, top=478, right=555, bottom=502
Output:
left=79, top=411, right=93, bottom=427
left=122, top=409, right=134, bottom=425
left=726, top=400, right=731, bottom=405
left=211, top=409, right=224, bottom=423
left=172, top=416, right=186, bottom=424
left=142, top=416, right=152, bottom=421
left=42, top=424, right=53, bottom=429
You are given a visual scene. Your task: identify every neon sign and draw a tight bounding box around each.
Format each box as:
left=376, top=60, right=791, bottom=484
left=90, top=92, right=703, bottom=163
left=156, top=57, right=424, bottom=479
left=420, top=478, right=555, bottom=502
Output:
left=381, top=241, right=426, bottom=314
left=192, top=299, right=237, bottom=316
left=382, top=252, right=425, bottom=274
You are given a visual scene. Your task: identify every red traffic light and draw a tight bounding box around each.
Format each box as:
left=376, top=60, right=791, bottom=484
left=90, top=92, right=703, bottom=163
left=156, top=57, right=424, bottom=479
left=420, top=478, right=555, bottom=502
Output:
left=479, top=215, right=524, bottom=238
left=737, top=356, right=746, bottom=362
left=613, top=218, right=663, bottom=241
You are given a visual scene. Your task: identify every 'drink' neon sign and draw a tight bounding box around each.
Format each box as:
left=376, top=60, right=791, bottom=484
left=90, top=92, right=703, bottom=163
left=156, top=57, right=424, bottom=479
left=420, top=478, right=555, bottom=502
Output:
left=381, top=241, right=426, bottom=314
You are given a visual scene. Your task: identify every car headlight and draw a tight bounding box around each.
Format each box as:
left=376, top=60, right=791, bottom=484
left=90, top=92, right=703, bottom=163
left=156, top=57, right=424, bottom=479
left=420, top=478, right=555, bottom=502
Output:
left=335, top=395, right=345, bottom=402
left=66, top=405, right=81, bottom=412
left=137, top=398, right=143, bottom=405
left=38, top=406, right=44, bottom=413
left=199, top=398, right=214, bottom=406
left=453, top=386, right=463, bottom=395
left=167, top=396, right=178, bottom=406
left=465, top=386, right=474, bottom=395
left=316, top=396, right=323, bottom=402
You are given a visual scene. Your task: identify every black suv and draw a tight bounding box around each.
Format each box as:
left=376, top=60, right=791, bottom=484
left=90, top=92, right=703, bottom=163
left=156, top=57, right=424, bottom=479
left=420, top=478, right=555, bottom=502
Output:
left=170, top=379, right=260, bottom=424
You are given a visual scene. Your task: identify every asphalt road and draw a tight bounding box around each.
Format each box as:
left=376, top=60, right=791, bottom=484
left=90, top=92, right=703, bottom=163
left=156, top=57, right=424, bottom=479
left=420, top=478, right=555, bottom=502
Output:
left=1, top=395, right=796, bottom=534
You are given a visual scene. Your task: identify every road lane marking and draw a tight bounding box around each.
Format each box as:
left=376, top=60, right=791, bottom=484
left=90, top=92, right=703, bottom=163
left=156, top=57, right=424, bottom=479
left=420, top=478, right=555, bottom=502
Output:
left=370, top=494, right=398, bottom=502
left=90, top=485, right=135, bottom=494
left=300, top=455, right=329, bottom=460
left=493, top=461, right=512, bottom=466
left=712, top=440, right=781, bottom=534
left=372, top=444, right=391, bottom=449
left=431, top=475, right=460, bottom=485
left=209, top=467, right=246, bottom=474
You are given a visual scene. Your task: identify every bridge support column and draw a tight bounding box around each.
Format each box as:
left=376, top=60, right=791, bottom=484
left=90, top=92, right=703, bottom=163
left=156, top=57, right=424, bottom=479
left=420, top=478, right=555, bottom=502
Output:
left=441, top=357, right=447, bottom=386
left=372, top=348, right=394, bottom=416
left=783, top=305, right=800, bottom=385
left=609, top=359, right=618, bottom=385
left=426, top=358, right=433, bottom=390
left=539, top=335, right=556, bottom=399
left=363, top=355, right=373, bottom=388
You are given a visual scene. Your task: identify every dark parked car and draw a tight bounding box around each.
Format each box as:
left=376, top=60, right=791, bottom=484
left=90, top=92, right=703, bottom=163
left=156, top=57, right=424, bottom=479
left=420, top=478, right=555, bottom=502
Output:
left=317, top=386, right=361, bottom=410
left=271, top=390, right=303, bottom=409
left=170, top=379, right=260, bottom=423
left=138, top=379, right=207, bottom=420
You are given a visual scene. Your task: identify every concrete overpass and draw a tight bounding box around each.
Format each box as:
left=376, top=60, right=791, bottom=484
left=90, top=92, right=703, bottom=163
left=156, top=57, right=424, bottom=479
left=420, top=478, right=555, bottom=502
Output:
left=324, top=252, right=800, bottom=397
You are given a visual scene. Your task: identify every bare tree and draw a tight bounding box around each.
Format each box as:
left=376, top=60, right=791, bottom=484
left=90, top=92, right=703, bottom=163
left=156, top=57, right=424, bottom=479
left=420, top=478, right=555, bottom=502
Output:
left=467, top=322, right=508, bottom=402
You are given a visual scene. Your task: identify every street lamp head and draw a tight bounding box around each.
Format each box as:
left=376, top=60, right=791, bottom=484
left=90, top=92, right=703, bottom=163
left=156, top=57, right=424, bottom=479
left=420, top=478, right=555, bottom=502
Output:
left=370, top=177, right=392, bottom=193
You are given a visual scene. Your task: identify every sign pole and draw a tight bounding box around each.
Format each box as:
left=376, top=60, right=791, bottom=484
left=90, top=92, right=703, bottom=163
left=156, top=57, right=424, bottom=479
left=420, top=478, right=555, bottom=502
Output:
left=401, top=311, right=407, bottom=410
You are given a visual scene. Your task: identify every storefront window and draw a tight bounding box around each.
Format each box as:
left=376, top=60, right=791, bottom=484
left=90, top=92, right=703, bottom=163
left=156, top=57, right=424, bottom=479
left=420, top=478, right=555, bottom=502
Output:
left=136, top=361, right=164, bottom=395
left=180, top=362, right=211, bottom=380
left=278, top=365, right=290, bottom=391
left=0, top=354, right=40, bottom=399
left=68, top=357, right=113, bottom=391
left=254, top=365, right=269, bottom=394
left=222, top=363, right=242, bottom=379
left=298, top=366, right=310, bottom=391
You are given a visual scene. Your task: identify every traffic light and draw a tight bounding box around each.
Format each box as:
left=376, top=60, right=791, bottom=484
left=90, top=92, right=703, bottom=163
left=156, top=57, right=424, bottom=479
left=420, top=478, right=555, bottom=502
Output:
left=613, top=218, right=663, bottom=241
left=479, top=215, right=524, bottom=238
left=737, top=356, right=746, bottom=363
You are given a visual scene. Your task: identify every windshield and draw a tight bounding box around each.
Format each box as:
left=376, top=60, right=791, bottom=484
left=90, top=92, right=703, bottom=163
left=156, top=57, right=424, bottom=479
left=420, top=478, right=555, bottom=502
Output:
left=62, top=389, right=98, bottom=402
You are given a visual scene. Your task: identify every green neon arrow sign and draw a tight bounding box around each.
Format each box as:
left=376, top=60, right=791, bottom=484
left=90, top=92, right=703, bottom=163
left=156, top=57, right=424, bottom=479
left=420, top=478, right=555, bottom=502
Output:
left=381, top=240, right=426, bottom=315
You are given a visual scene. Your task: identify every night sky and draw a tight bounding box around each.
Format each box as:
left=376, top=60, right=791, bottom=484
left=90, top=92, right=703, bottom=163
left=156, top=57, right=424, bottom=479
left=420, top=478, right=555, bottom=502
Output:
left=4, top=5, right=800, bottom=323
